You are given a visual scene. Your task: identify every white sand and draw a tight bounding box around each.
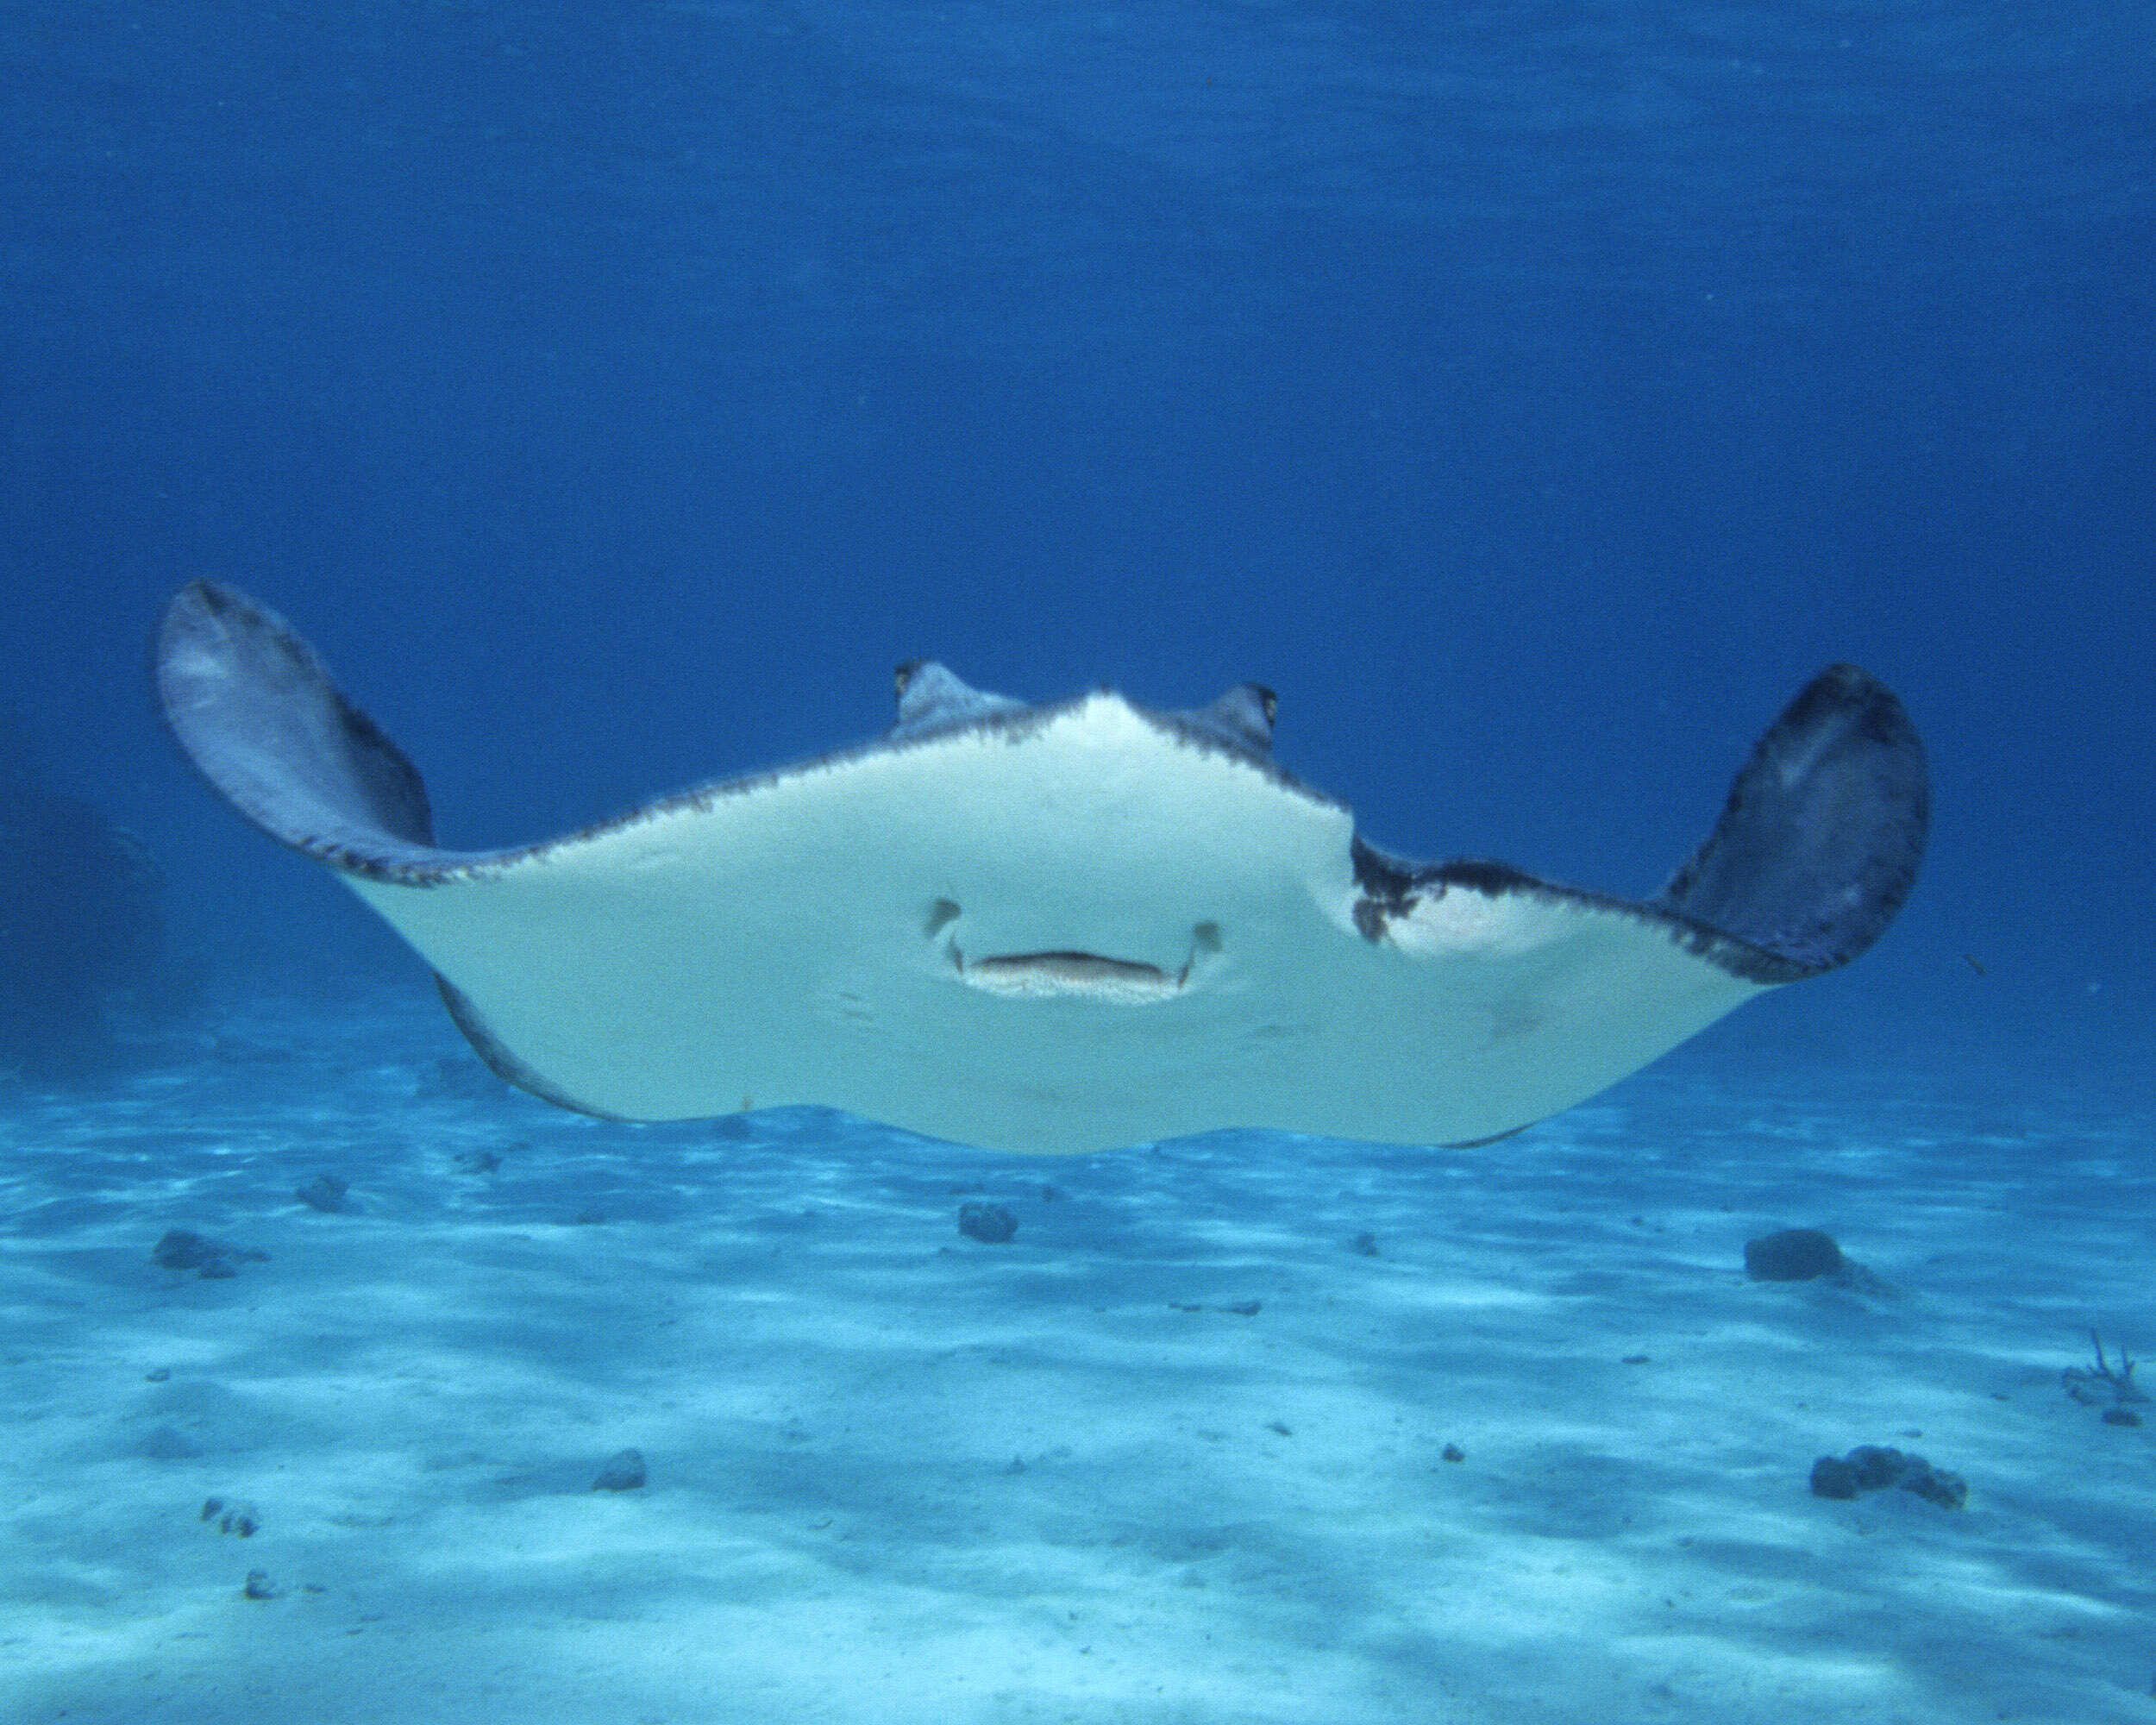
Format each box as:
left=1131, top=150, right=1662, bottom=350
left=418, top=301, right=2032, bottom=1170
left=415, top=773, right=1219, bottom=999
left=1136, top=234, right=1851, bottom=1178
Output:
left=2, top=992, right=2150, bottom=1723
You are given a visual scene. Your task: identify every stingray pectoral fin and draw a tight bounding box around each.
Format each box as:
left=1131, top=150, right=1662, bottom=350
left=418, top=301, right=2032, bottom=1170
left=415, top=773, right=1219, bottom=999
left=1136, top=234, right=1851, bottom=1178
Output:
left=1652, top=662, right=1928, bottom=977
left=1340, top=662, right=1926, bottom=1144
left=160, top=582, right=560, bottom=1108
left=1355, top=662, right=1926, bottom=993
left=157, top=581, right=458, bottom=877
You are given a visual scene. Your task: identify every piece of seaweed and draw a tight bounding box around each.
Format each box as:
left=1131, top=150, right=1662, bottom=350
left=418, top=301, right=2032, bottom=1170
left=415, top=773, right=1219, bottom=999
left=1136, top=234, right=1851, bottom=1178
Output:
left=2062, top=1331, right=2147, bottom=1408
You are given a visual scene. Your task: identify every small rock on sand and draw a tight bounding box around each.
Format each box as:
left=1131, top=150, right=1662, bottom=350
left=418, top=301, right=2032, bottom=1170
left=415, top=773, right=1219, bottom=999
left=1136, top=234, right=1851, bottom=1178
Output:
left=1745, top=1228, right=1844, bottom=1282
left=152, top=1230, right=267, bottom=1279
left=592, top=1448, right=647, bottom=1491
left=958, top=1201, right=1017, bottom=1244
left=295, top=1173, right=351, bottom=1214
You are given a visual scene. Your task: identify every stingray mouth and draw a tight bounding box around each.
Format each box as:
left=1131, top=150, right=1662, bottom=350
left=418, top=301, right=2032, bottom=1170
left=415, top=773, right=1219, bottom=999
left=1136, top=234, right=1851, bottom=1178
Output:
left=961, top=950, right=1184, bottom=1002
left=930, top=900, right=1222, bottom=1004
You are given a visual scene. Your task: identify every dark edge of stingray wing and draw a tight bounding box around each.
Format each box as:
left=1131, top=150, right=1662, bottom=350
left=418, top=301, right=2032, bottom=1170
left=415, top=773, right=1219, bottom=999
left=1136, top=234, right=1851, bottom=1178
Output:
left=432, top=973, right=632, bottom=1119
left=1350, top=663, right=1928, bottom=986
left=154, top=582, right=1011, bottom=881
left=156, top=580, right=473, bottom=881
left=156, top=583, right=1336, bottom=886
left=1652, top=662, right=1928, bottom=974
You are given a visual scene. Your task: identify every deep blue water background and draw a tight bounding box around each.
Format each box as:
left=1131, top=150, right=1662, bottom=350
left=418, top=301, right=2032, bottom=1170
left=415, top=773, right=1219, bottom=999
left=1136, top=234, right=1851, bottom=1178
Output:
left=3, top=0, right=2151, bottom=1094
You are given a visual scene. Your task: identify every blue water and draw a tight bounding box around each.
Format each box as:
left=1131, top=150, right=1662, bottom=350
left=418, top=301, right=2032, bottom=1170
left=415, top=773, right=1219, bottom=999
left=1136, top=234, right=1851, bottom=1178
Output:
left=2, top=1, right=2152, bottom=1718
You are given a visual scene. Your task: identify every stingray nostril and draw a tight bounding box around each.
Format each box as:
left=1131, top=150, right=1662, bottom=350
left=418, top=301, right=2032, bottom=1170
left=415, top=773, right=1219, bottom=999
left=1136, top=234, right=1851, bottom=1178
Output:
left=923, top=898, right=962, bottom=938
left=1192, top=920, right=1222, bottom=953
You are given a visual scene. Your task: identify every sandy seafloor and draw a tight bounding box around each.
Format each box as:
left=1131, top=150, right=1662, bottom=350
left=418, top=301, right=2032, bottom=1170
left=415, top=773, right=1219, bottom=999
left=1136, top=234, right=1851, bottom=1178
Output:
left=2, top=989, right=2150, bottom=1725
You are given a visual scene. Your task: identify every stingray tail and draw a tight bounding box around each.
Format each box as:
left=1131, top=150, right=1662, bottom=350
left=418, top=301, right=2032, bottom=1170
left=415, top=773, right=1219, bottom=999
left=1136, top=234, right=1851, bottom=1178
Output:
left=1655, top=663, right=1928, bottom=975
left=156, top=580, right=447, bottom=881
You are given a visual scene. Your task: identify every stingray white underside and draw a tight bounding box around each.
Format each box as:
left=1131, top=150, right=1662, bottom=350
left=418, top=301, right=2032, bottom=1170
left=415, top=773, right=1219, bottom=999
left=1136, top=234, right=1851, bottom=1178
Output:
left=347, top=694, right=1763, bottom=1152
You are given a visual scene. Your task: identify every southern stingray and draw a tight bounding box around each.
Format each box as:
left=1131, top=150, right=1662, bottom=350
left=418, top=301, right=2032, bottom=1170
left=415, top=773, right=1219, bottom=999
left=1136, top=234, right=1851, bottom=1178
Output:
left=156, top=582, right=1927, bottom=1153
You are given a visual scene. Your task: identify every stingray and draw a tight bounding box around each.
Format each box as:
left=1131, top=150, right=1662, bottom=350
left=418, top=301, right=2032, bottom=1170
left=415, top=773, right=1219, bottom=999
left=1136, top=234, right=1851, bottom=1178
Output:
left=156, top=582, right=1927, bottom=1153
